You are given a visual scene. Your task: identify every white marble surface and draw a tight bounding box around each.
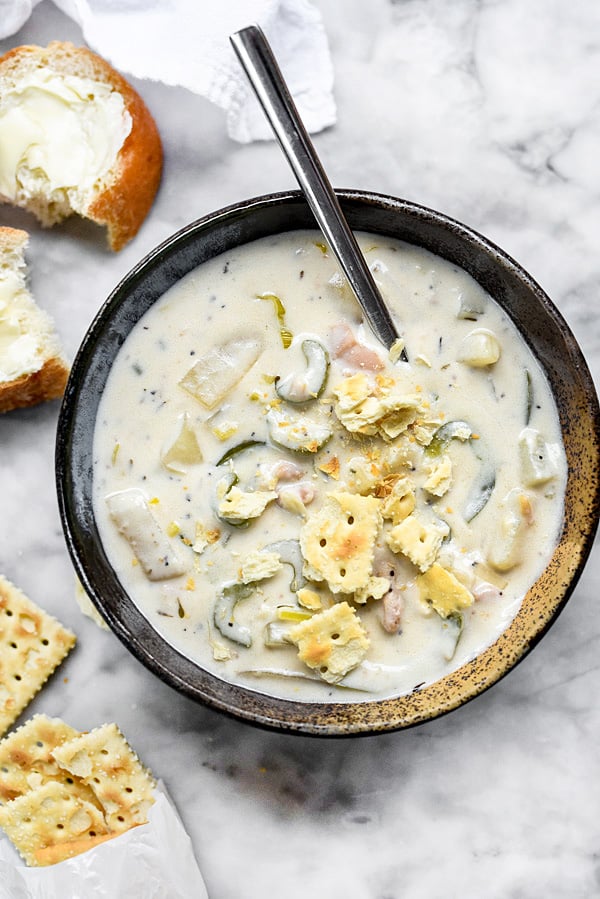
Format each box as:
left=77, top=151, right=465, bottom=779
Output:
left=1, top=1, right=600, bottom=896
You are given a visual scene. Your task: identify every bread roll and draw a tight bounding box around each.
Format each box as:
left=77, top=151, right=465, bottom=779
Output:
left=0, top=227, right=69, bottom=413
left=0, top=42, right=163, bottom=251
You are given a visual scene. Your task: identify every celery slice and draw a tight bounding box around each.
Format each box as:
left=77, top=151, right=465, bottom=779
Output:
left=275, top=338, right=329, bottom=404
left=425, top=420, right=471, bottom=457
left=258, top=293, right=293, bottom=348
left=263, top=539, right=306, bottom=591
left=213, top=582, right=254, bottom=647
left=216, top=439, right=265, bottom=467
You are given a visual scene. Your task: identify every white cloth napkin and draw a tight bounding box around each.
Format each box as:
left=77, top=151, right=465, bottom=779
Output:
left=0, top=0, right=336, bottom=142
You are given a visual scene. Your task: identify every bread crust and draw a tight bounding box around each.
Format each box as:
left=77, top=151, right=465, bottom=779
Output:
left=0, top=355, right=69, bottom=414
left=0, top=225, right=28, bottom=256
left=0, top=226, right=70, bottom=413
left=0, top=42, right=163, bottom=251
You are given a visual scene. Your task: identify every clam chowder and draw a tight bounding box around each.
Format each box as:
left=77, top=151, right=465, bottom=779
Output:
left=92, top=231, right=567, bottom=702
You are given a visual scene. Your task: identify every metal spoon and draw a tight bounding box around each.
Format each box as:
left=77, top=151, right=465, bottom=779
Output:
left=230, top=24, right=402, bottom=352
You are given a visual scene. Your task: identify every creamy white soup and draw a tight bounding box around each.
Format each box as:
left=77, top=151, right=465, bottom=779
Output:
left=92, top=230, right=566, bottom=702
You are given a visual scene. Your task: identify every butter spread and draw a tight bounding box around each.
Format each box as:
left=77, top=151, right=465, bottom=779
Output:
left=0, top=269, right=41, bottom=382
left=0, top=70, right=132, bottom=208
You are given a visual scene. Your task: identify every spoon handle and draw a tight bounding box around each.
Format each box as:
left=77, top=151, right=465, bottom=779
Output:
left=230, top=24, right=401, bottom=351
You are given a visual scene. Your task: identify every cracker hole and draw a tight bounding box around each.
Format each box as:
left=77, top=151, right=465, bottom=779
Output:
left=41, top=638, right=49, bottom=646
left=339, top=568, right=346, bottom=577
left=125, top=787, right=133, bottom=793
left=89, top=830, right=96, bottom=837
left=93, top=777, right=100, bottom=783
left=36, top=741, right=43, bottom=748
left=319, top=538, right=327, bottom=547
left=5, top=609, right=13, bottom=616
left=331, top=633, right=340, bottom=640
left=13, top=674, right=21, bottom=681
left=117, top=815, right=125, bottom=822
left=100, top=749, right=109, bottom=755
left=319, top=666, right=328, bottom=674
left=65, top=777, right=74, bottom=784
left=56, top=824, right=64, bottom=830
left=9, top=642, right=17, bottom=649
left=347, top=516, right=354, bottom=525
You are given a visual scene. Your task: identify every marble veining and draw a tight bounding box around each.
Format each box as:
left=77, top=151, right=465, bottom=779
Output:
left=0, top=1, right=599, bottom=897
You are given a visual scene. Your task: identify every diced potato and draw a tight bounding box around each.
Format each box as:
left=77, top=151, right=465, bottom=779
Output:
left=519, top=427, right=557, bottom=486
left=457, top=328, right=500, bottom=367
left=264, top=620, right=295, bottom=647
left=179, top=337, right=262, bottom=409
left=456, top=287, right=486, bottom=320
left=487, top=488, right=533, bottom=571
left=105, top=488, right=188, bottom=580
left=160, top=412, right=203, bottom=473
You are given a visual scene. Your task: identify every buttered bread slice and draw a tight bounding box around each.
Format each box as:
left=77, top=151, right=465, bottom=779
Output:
left=0, top=227, right=69, bottom=413
left=0, top=42, right=162, bottom=251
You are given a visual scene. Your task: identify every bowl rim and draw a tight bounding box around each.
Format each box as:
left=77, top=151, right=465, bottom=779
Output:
left=56, top=188, right=600, bottom=737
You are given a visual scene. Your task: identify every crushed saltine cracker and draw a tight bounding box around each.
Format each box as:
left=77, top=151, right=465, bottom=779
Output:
left=0, top=716, right=155, bottom=866
left=0, top=576, right=76, bottom=737
left=288, top=601, right=369, bottom=683
left=300, top=492, right=381, bottom=594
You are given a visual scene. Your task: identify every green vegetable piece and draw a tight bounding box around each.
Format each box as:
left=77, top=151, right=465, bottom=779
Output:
left=525, top=369, right=534, bottom=425
left=216, top=439, right=265, bottom=467
left=213, top=582, right=254, bottom=647
left=440, top=612, right=464, bottom=661
left=238, top=668, right=372, bottom=691
left=263, top=539, right=306, bottom=591
left=275, top=339, right=329, bottom=404
left=463, top=467, right=496, bottom=523
left=425, top=421, right=495, bottom=521
left=425, top=420, right=472, bottom=457
left=239, top=667, right=321, bottom=683
left=258, top=293, right=293, bottom=348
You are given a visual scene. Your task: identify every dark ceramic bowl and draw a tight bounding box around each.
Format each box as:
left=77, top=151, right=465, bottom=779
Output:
left=56, top=190, right=600, bottom=736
